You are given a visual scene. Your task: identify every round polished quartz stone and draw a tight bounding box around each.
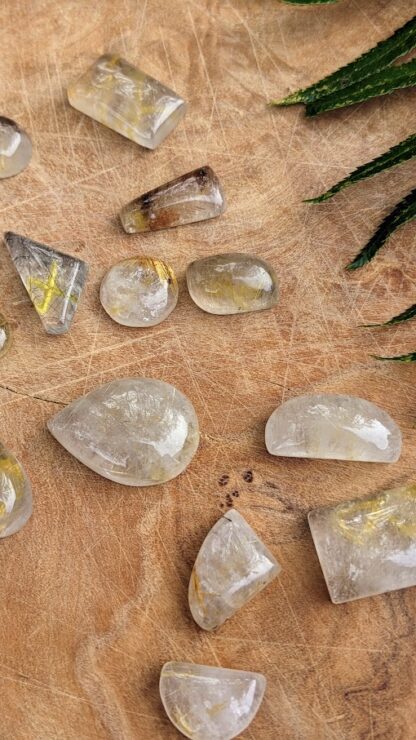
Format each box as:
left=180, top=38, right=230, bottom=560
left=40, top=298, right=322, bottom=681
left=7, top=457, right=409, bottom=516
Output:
left=186, top=253, right=279, bottom=315
left=100, top=256, right=178, bottom=327
left=0, top=443, right=33, bottom=538
left=0, top=117, right=32, bottom=179
left=0, top=312, right=12, bottom=358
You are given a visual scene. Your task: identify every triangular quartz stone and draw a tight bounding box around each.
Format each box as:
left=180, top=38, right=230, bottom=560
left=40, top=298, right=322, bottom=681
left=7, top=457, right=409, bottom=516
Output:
left=159, top=661, right=266, bottom=740
left=4, top=232, right=88, bottom=335
left=189, top=510, right=280, bottom=630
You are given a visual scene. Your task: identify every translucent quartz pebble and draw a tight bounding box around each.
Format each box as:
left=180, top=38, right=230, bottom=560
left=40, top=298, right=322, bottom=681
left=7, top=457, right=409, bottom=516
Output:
left=0, top=443, right=32, bottom=538
left=265, top=393, right=401, bottom=463
left=47, top=378, right=199, bottom=486
left=159, top=661, right=266, bottom=740
left=309, top=484, right=416, bottom=603
left=0, top=117, right=32, bottom=179
left=186, top=253, right=279, bottom=315
left=100, top=256, right=178, bottom=327
left=189, top=510, right=280, bottom=630
left=0, top=312, right=12, bottom=358
left=4, top=232, right=88, bottom=335
left=67, top=54, right=186, bottom=150
left=120, top=166, right=225, bottom=233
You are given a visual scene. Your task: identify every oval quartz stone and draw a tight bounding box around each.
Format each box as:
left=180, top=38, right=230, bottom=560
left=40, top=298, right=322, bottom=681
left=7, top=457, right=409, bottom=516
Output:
left=186, top=253, right=278, bottom=315
left=0, top=312, right=12, bottom=358
left=47, top=378, right=199, bottom=486
left=159, top=662, right=266, bottom=740
left=0, top=117, right=32, bottom=179
left=0, top=443, right=32, bottom=538
left=100, top=256, right=178, bottom=327
left=265, top=393, right=401, bottom=463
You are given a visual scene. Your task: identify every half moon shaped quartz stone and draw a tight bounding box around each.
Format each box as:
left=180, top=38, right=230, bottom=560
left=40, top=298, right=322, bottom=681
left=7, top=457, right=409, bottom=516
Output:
left=119, top=166, right=225, bottom=233
left=67, top=55, right=186, bottom=150
left=189, top=510, right=280, bottom=631
left=0, top=117, right=32, bottom=179
left=100, top=256, right=178, bottom=327
left=159, top=661, right=266, bottom=740
left=186, top=253, right=278, bottom=315
left=47, top=378, right=199, bottom=486
left=0, top=312, right=12, bottom=358
left=265, top=393, right=401, bottom=463
left=0, top=443, right=32, bottom=538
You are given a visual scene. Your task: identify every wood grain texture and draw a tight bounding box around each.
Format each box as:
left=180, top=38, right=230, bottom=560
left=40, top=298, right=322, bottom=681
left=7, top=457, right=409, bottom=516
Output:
left=1, top=1, right=416, bottom=737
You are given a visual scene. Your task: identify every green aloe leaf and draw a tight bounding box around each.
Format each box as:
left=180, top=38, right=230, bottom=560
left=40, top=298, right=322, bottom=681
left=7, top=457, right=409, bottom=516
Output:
left=306, top=133, right=416, bottom=203
left=372, top=352, right=416, bottom=362
left=347, top=187, right=416, bottom=270
left=361, top=303, right=416, bottom=328
left=272, top=16, right=416, bottom=106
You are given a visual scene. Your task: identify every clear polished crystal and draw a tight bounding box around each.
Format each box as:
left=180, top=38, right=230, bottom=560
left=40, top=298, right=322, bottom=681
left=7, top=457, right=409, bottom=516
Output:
left=120, top=166, right=225, bottom=233
left=0, top=313, right=12, bottom=358
left=189, top=510, right=280, bottom=631
left=265, top=393, right=401, bottom=463
left=0, top=443, right=32, bottom=538
left=100, top=256, right=178, bottom=327
left=4, top=232, right=88, bottom=335
left=309, top=484, right=416, bottom=603
left=0, top=117, right=32, bottom=179
left=159, top=662, right=266, bottom=740
left=47, top=378, right=199, bottom=486
left=68, top=54, right=186, bottom=150
left=186, top=253, right=278, bottom=315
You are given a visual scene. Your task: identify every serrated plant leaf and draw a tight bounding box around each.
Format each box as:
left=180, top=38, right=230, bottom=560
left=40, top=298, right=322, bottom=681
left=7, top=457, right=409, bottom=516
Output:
left=272, top=16, right=416, bottom=106
left=361, top=303, right=416, bottom=328
left=347, top=188, right=416, bottom=270
left=372, top=352, right=416, bottom=362
left=306, top=133, right=416, bottom=203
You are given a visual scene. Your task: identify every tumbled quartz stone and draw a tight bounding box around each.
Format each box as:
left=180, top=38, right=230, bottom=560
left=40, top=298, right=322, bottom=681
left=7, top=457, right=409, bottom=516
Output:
left=189, top=510, right=280, bottom=631
left=67, top=54, right=186, bottom=150
left=100, top=256, right=178, bottom=327
left=186, top=253, right=278, bottom=315
left=4, top=232, right=88, bottom=335
left=0, top=117, right=32, bottom=179
left=47, top=378, right=199, bottom=486
left=120, top=166, right=225, bottom=233
left=0, top=312, right=12, bottom=358
left=265, top=393, right=401, bottom=463
left=160, top=661, right=266, bottom=740
left=309, top=484, right=416, bottom=603
left=0, top=443, right=32, bottom=538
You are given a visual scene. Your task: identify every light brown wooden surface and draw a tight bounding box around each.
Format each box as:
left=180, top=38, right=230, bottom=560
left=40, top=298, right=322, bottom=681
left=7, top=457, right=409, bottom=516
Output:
left=1, top=1, right=416, bottom=738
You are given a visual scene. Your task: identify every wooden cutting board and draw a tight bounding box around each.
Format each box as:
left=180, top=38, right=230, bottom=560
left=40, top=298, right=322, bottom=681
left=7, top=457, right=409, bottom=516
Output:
left=1, top=1, right=416, bottom=737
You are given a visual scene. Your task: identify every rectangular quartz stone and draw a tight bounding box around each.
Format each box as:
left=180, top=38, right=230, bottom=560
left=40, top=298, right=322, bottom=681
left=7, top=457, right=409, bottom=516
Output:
left=67, top=54, right=186, bottom=150
left=308, top=484, right=416, bottom=603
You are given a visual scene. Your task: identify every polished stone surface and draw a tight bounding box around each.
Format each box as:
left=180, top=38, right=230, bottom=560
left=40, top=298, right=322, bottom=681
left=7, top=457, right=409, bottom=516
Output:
left=0, top=443, right=32, bottom=538
left=265, top=393, right=401, bottom=463
left=309, top=484, right=416, bottom=603
left=0, top=117, right=32, bottom=179
left=189, top=510, right=280, bottom=631
left=159, top=661, right=266, bottom=740
left=100, top=256, right=178, bottom=327
left=120, top=166, right=225, bottom=233
left=68, top=54, right=186, bottom=149
left=4, top=232, right=88, bottom=335
left=0, top=312, right=12, bottom=358
left=186, top=253, right=278, bottom=315
left=47, top=378, right=199, bottom=486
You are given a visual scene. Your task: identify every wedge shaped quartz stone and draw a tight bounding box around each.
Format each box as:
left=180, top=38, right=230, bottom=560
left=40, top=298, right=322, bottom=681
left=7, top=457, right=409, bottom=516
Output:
left=68, top=54, right=186, bottom=150
left=0, top=312, right=12, bottom=358
left=0, top=443, right=32, bottom=538
left=159, top=662, right=266, bottom=740
left=47, top=378, right=199, bottom=486
left=0, top=117, right=32, bottom=179
left=189, top=510, right=280, bottom=630
left=4, top=232, right=88, bottom=335
left=265, top=394, right=401, bottom=463
left=309, top=484, right=416, bottom=603
left=120, top=166, right=225, bottom=234
left=100, top=256, right=178, bottom=327
left=187, top=253, right=278, bottom=315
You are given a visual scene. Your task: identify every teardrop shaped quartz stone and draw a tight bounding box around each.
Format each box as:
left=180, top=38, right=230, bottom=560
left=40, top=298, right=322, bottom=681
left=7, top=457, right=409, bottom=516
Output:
left=0, top=312, right=12, bottom=358
left=0, top=443, right=32, bottom=538
left=265, top=393, right=401, bottom=462
left=47, top=378, right=199, bottom=486
left=186, top=253, right=278, bottom=315
left=159, top=661, right=266, bottom=740
left=0, top=117, right=32, bottom=179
